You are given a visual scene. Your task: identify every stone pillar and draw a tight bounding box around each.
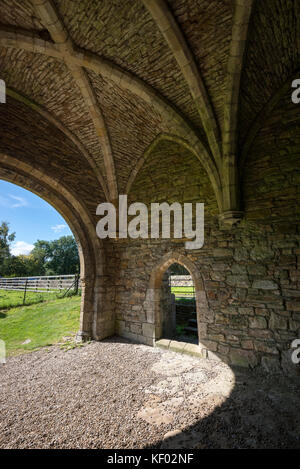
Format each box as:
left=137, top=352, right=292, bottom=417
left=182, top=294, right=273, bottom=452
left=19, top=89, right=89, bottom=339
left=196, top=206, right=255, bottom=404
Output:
left=94, top=274, right=115, bottom=340
left=76, top=275, right=94, bottom=341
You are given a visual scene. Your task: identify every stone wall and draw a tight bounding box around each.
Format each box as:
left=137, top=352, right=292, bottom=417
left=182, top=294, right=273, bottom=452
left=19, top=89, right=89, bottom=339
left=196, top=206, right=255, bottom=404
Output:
left=0, top=0, right=299, bottom=376
left=104, top=101, right=300, bottom=373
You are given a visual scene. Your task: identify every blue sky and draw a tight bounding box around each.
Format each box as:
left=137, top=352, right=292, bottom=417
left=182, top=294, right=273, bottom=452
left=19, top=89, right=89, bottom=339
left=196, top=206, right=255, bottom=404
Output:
left=0, top=180, right=72, bottom=255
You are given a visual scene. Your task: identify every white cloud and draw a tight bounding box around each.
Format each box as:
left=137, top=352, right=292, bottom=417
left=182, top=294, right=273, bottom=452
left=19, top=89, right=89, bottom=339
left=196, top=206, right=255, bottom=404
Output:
left=0, top=194, right=28, bottom=208
left=51, top=224, right=67, bottom=233
left=0, top=195, right=8, bottom=207
left=9, top=195, right=28, bottom=208
left=11, top=241, right=34, bottom=256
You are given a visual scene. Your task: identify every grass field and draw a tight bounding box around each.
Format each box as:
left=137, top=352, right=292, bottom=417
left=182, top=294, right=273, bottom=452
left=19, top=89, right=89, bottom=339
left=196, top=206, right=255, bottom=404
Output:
left=171, top=286, right=195, bottom=297
left=0, top=286, right=193, bottom=358
left=0, top=289, right=64, bottom=310
left=0, top=294, right=81, bottom=356
left=171, top=287, right=194, bottom=293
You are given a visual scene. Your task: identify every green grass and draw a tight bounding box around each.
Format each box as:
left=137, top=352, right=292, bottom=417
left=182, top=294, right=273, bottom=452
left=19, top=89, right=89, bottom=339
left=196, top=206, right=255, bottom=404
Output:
left=0, top=295, right=81, bottom=356
left=0, top=289, right=80, bottom=309
left=0, top=289, right=60, bottom=309
left=171, top=287, right=194, bottom=293
left=171, top=286, right=195, bottom=297
left=176, top=323, right=187, bottom=334
left=171, top=286, right=194, bottom=293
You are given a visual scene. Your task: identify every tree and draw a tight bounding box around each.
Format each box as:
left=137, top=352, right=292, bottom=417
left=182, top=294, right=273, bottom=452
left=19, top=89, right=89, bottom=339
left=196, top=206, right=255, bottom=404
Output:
left=0, top=230, right=80, bottom=277
left=0, top=222, right=15, bottom=276
left=46, top=236, right=80, bottom=275
left=31, top=236, right=80, bottom=275
left=3, top=255, right=28, bottom=277
left=30, top=240, right=50, bottom=275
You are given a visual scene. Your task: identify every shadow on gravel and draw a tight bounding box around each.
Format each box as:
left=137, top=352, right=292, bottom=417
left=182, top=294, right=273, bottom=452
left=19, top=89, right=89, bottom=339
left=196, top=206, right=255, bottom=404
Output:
left=145, top=363, right=300, bottom=449
left=104, top=336, right=300, bottom=449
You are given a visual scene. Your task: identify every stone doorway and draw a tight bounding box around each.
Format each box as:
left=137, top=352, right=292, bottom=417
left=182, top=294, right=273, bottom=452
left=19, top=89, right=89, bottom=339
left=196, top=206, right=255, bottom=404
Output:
left=161, top=263, right=198, bottom=345
left=145, top=252, right=209, bottom=354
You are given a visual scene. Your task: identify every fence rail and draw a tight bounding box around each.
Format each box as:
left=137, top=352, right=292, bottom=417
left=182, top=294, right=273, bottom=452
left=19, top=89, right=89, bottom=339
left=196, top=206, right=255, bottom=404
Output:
left=170, top=275, right=195, bottom=298
left=170, top=275, right=194, bottom=287
left=0, top=275, right=80, bottom=294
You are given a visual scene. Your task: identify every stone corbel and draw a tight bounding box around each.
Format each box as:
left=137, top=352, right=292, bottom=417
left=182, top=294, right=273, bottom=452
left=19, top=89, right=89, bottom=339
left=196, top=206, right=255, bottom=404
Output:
left=218, top=210, right=244, bottom=229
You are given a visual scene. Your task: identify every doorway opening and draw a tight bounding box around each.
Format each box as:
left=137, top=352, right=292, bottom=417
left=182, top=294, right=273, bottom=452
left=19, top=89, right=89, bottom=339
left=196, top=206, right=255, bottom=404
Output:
left=161, top=263, right=198, bottom=345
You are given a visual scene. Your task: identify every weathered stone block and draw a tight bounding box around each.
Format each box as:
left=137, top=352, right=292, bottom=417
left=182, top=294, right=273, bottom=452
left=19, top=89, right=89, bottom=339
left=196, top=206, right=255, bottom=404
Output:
left=213, top=248, right=233, bottom=258
left=287, top=302, right=300, bottom=312
left=200, top=339, right=218, bottom=352
left=218, top=344, right=230, bottom=355
left=169, top=340, right=186, bottom=354
left=131, top=323, right=142, bottom=335
left=184, top=343, right=204, bottom=358
left=249, top=316, right=267, bottom=329
left=142, top=322, right=155, bottom=338
left=247, top=265, right=267, bottom=276
left=252, top=280, right=278, bottom=290
left=241, top=339, right=254, bottom=350
left=226, top=274, right=250, bottom=288
left=238, top=307, right=254, bottom=315
left=232, top=264, right=247, bottom=274
left=254, top=341, right=279, bottom=355
left=155, top=339, right=170, bottom=350
left=229, top=348, right=259, bottom=368
left=269, top=313, right=288, bottom=331
left=289, top=320, right=300, bottom=332
left=250, top=246, right=274, bottom=261
left=234, top=247, right=249, bottom=262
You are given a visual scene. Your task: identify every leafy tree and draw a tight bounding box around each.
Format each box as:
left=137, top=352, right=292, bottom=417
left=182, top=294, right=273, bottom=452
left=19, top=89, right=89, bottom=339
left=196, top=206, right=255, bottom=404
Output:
left=3, top=255, right=28, bottom=277
left=0, top=222, right=15, bottom=276
left=30, top=240, right=50, bottom=275
left=31, top=236, right=80, bottom=275
left=46, top=236, right=80, bottom=275
left=1, top=229, right=80, bottom=277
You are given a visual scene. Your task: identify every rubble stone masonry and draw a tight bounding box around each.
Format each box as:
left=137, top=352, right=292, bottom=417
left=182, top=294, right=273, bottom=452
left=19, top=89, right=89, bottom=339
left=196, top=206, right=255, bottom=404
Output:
left=108, top=97, right=300, bottom=373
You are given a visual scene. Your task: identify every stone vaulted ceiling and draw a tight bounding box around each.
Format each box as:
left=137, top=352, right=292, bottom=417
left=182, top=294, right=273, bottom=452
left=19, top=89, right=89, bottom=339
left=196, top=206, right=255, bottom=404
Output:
left=0, top=0, right=299, bottom=216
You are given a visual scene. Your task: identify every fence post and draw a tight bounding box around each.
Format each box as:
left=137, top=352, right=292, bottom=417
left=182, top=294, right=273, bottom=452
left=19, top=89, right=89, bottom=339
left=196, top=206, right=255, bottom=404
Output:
left=23, top=278, right=28, bottom=305
left=75, top=274, right=79, bottom=295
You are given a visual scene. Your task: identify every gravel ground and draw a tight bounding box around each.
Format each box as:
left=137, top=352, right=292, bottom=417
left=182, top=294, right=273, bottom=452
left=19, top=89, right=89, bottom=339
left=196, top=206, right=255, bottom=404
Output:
left=0, top=337, right=300, bottom=449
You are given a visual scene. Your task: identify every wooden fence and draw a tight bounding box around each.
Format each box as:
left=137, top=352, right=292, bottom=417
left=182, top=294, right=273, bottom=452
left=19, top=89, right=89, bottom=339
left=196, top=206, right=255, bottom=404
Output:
left=0, top=274, right=80, bottom=295
left=170, top=275, right=195, bottom=298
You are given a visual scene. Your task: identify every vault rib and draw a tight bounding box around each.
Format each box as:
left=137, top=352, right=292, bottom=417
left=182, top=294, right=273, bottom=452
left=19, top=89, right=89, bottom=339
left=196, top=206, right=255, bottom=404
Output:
left=31, top=0, right=118, bottom=201
left=222, top=0, right=254, bottom=212
left=0, top=25, right=222, bottom=207
left=143, top=0, right=222, bottom=170
left=6, top=87, right=109, bottom=200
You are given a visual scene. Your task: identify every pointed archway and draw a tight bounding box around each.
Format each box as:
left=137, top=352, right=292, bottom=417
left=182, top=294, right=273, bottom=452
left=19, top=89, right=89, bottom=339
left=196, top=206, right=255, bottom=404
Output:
left=0, top=155, right=109, bottom=341
left=144, top=251, right=210, bottom=351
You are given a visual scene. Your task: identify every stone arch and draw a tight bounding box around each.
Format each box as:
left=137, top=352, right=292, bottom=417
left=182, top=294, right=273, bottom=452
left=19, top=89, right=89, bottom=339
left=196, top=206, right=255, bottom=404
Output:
left=6, top=87, right=109, bottom=200
left=146, top=251, right=209, bottom=345
left=0, top=154, right=107, bottom=341
left=126, top=133, right=223, bottom=212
